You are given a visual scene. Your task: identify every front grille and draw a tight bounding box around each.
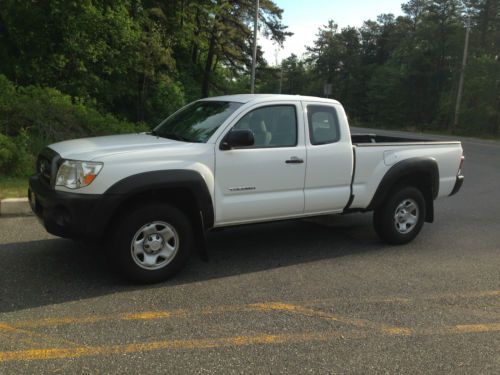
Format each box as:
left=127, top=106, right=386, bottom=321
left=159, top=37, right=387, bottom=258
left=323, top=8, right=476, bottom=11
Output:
left=36, top=147, right=61, bottom=187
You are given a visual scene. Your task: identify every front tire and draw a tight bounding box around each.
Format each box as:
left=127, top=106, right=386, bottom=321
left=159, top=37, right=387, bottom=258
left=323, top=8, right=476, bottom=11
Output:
left=373, top=186, right=426, bottom=245
left=110, top=202, right=193, bottom=283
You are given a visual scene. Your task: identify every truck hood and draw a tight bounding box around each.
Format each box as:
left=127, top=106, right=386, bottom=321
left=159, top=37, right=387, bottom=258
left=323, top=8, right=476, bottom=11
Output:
left=49, top=133, right=183, bottom=161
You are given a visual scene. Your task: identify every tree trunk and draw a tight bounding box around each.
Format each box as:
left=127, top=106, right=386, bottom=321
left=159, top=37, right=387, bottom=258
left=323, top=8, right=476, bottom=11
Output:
left=202, top=25, right=217, bottom=98
left=191, top=7, right=201, bottom=65
left=212, top=55, right=219, bottom=71
left=191, top=43, right=199, bottom=64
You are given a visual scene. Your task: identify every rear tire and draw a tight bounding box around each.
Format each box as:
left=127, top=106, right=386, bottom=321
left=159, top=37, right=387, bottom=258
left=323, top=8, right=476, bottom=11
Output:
left=110, top=202, right=193, bottom=283
left=373, top=186, right=426, bottom=245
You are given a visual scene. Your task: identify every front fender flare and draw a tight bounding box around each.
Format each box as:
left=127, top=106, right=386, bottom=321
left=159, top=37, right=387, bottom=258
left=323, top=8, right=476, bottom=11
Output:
left=103, top=169, right=214, bottom=230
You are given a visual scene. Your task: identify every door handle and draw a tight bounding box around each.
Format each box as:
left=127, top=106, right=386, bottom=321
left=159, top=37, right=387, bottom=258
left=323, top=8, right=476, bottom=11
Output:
left=285, top=156, right=304, bottom=164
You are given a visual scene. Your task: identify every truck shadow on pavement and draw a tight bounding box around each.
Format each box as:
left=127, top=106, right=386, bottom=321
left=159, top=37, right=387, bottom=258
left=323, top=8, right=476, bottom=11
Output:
left=0, top=214, right=383, bottom=313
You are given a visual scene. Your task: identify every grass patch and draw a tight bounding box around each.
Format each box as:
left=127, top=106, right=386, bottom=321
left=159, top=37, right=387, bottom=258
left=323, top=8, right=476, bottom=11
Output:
left=0, top=176, right=29, bottom=199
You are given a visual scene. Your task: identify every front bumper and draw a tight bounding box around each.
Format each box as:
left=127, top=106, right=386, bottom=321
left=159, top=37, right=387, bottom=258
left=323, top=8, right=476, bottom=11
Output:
left=449, top=174, right=464, bottom=196
left=29, top=174, right=111, bottom=239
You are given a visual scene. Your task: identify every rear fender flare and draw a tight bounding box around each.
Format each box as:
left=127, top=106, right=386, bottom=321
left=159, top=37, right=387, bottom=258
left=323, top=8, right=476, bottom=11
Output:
left=367, top=157, right=439, bottom=222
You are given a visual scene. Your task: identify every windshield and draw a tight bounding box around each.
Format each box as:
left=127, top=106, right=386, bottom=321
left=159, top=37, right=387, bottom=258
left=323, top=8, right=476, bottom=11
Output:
left=153, top=101, right=243, bottom=143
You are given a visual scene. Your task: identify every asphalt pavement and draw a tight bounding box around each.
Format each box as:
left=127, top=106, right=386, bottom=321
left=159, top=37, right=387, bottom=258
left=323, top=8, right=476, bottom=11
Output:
left=0, top=129, right=499, bottom=374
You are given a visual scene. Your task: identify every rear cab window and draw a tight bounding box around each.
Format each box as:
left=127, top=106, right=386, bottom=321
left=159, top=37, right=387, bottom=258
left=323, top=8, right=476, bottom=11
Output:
left=307, top=105, right=340, bottom=145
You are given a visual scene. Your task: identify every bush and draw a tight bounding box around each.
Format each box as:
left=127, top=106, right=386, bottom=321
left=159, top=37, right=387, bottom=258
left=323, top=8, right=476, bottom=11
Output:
left=0, top=134, right=16, bottom=175
left=2, top=81, right=146, bottom=141
left=0, top=130, right=33, bottom=176
left=0, top=75, right=147, bottom=176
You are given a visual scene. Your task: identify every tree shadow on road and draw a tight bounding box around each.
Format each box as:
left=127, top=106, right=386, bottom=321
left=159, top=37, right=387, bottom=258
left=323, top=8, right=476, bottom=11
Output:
left=0, top=214, right=385, bottom=313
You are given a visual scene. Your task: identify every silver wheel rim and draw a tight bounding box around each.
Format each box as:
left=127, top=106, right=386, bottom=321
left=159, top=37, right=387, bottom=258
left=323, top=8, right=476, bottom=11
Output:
left=130, top=221, right=179, bottom=270
left=393, top=199, right=419, bottom=234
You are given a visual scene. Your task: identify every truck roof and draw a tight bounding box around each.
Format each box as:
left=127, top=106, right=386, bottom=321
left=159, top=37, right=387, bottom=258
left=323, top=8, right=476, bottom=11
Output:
left=201, top=94, right=340, bottom=105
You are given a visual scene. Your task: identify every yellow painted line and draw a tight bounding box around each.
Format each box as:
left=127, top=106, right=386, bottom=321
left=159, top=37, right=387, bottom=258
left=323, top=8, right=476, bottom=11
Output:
left=413, top=323, right=500, bottom=336
left=431, top=304, right=500, bottom=320
left=0, top=330, right=375, bottom=362
left=5, top=290, right=499, bottom=330
left=9, top=306, right=255, bottom=329
left=1, top=322, right=499, bottom=362
left=367, top=297, right=412, bottom=304
left=13, top=316, right=108, bottom=328
left=8, top=303, right=295, bottom=329
left=382, top=327, right=414, bottom=335
left=10, top=309, right=190, bottom=329
left=0, top=323, right=78, bottom=348
left=249, top=303, right=413, bottom=336
left=0, top=329, right=41, bottom=347
left=452, top=323, right=500, bottom=333
left=122, top=311, right=186, bottom=320
left=0, top=331, right=347, bottom=362
left=377, top=290, right=500, bottom=303
left=459, top=290, right=500, bottom=298
left=305, top=290, right=500, bottom=306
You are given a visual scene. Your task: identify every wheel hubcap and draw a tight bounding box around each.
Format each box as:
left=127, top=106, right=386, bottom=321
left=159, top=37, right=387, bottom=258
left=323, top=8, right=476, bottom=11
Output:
left=393, top=199, right=419, bottom=234
left=130, top=221, right=179, bottom=270
left=145, top=234, right=163, bottom=253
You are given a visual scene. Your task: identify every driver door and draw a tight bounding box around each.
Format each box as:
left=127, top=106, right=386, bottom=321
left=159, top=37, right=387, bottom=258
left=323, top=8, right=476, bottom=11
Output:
left=214, top=102, right=306, bottom=225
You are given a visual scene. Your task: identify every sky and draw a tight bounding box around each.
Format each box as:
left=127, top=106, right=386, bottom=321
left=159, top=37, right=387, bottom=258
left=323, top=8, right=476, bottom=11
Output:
left=260, top=0, right=405, bottom=65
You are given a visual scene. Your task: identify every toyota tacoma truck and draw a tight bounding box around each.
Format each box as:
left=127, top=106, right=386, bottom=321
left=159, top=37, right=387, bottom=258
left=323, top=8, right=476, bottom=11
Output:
left=29, top=94, right=464, bottom=282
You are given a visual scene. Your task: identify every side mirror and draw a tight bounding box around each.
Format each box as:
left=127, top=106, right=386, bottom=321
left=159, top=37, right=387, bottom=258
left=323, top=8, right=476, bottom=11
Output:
left=220, top=129, right=254, bottom=150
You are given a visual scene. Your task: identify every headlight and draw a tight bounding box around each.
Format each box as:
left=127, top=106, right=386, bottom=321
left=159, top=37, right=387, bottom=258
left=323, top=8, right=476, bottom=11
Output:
left=55, top=160, right=103, bottom=189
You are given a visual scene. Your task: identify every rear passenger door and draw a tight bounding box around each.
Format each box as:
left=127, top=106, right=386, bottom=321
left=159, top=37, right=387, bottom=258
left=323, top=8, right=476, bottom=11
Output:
left=303, top=102, right=353, bottom=214
left=214, top=102, right=306, bottom=225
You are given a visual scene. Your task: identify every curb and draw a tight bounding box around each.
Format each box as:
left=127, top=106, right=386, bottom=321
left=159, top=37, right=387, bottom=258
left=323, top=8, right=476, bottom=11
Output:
left=0, top=198, right=33, bottom=216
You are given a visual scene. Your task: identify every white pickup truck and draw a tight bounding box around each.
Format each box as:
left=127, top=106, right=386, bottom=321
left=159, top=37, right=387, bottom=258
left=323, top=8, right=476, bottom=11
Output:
left=29, top=94, right=464, bottom=282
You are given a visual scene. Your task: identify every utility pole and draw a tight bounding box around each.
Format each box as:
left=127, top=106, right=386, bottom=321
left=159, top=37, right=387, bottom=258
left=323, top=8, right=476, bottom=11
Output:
left=250, top=0, right=259, bottom=94
left=452, top=17, right=471, bottom=131
left=279, top=65, right=283, bottom=94
left=275, top=48, right=283, bottom=94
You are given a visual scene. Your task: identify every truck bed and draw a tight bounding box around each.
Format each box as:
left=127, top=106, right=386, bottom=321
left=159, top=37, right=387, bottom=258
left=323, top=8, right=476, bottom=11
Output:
left=349, top=133, right=463, bottom=209
left=351, top=133, right=431, bottom=144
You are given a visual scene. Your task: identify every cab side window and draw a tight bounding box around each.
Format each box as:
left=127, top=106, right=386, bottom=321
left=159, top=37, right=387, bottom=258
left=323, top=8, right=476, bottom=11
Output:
left=307, top=105, right=340, bottom=145
left=232, top=105, right=297, bottom=148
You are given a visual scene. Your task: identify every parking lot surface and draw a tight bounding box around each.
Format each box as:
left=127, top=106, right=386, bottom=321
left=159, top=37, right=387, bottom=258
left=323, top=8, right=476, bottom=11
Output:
left=1, top=130, right=499, bottom=374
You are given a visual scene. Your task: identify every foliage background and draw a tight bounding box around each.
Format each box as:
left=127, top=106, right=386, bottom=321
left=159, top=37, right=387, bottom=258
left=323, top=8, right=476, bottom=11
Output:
left=0, top=0, right=498, bottom=177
